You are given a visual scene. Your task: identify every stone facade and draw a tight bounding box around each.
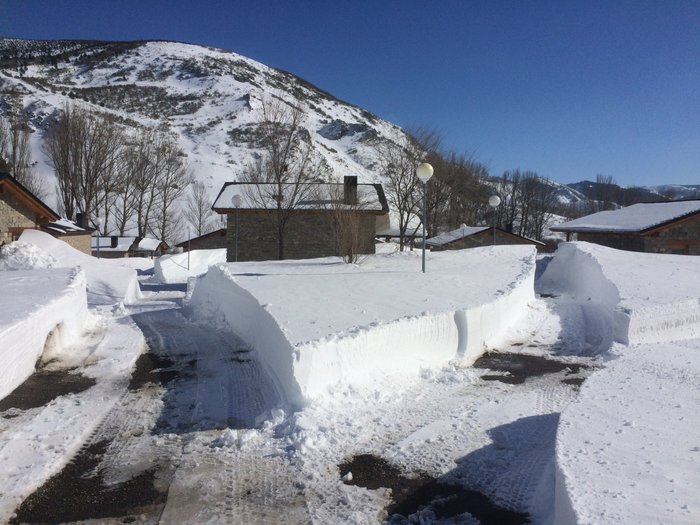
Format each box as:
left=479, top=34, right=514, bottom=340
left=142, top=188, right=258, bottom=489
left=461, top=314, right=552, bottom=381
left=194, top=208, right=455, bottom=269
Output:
left=178, top=229, right=227, bottom=251
left=0, top=190, right=37, bottom=244
left=575, top=232, right=646, bottom=252
left=225, top=210, right=378, bottom=262
left=56, top=233, right=93, bottom=254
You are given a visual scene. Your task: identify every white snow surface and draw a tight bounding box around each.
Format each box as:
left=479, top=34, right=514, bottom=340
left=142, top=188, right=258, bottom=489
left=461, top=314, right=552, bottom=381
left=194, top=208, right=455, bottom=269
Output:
left=188, top=245, right=537, bottom=405
left=539, top=242, right=700, bottom=345
left=154, top=248, right=226, bottom=283
left=0, top=268, right=87, bottom=401
left=552, top=200, right=700, bottom=232
left=426, top=225, right=489, bottom=246
left=0, top=241, right=57, bottom=270
left=18, top=230, right=141, bottom=305
left=555, top=341, right=700, bottom=525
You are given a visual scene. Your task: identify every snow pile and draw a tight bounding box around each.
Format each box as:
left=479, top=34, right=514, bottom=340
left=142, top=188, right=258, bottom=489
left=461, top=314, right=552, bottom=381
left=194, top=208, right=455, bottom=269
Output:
left=0, top=241, right=57, bottom=270
left=188, top=246, right=537, bottom=406
left=17, top=230, right=141, bottom=305
left=0, top=311, right=146, bottom=521
left=538, top=242, right=700, bottom=346
left=154, top=248, right=226, bottom=283
left=555, top=341, right=700, bottom=524
left=0, top=268, right=87, bottom=400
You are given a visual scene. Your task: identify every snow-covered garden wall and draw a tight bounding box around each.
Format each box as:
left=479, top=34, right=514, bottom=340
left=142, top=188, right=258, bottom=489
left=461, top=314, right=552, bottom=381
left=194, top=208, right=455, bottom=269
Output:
left=0, top=268, right=88, bottom=400
left=188, top=246, right=537, bottom=406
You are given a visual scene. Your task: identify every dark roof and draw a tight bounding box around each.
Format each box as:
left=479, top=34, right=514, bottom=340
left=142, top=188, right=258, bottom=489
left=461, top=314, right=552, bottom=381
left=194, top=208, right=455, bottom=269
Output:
left=212, top=181, right=390, bottom=213
left=175, top=228, right=226, bottom=248
left=426, top=226, right=545, bottom=247
left=0, top=172, right=59, bottom=221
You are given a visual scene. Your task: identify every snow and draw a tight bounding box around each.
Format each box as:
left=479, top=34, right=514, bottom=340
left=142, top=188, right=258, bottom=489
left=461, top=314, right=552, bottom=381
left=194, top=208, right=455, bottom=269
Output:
left=0, top=241, right=57, bottom=270
left=188, top=246, right=537, bottom=405
left=134, top=237, right=163, bottom=251
left=18, top=229, right=141, bottom=305
left=154, top=248, right=226, bottom=283
left=552, top=200, right=700, bottom=232
left=539, top=241, right=700, bottom=345
left=0, top=268, right=87, bottom=400
left=555, top=341, right=700, bottom=524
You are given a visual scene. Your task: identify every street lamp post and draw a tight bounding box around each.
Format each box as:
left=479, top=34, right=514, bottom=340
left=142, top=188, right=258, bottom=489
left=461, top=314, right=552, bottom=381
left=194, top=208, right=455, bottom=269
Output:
left=488, top=194, right=501, bottom=246
left=187, top=227, right=191, bottom=271
left=94, top=219, right=101, bottom=259
left=416, top=162, right=434, bottom=273
left=231, top=194, right=242, bottom=262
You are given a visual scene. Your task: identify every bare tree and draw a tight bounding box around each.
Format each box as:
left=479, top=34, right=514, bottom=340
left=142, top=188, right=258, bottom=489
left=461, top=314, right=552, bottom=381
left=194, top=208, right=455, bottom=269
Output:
left=241, top=96, right=329, bottom=259
left=184, top=181, right=216, bottom=236
left=326, top=184, right=371, bottom=263
left=150, top=132, right=188, bottom=243
left=0, top=107, right=45, bottom=199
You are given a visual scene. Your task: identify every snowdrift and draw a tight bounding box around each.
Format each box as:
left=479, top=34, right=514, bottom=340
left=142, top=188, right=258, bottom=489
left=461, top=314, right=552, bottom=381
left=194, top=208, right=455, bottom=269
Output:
left=539, top=242, right=700, bottom=346
left=154, top=249, right=226, bottom=283
left=555, top=341, right=700, bottom=524
left=0, top=268, right=88, bottom=400
left=188, top=246, right=537, bottom=406
left=17, top=230, right=140, bottom=305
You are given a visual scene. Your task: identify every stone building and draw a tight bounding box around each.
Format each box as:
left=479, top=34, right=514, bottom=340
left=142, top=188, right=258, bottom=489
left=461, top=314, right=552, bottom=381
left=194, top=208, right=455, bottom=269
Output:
left=92, top=236, right=168, bottom=258
left=425, top=225, right=546, bottom=252
left=212, top=177, right=389, bottom=262
left=551, top=200, right=700, bottom=255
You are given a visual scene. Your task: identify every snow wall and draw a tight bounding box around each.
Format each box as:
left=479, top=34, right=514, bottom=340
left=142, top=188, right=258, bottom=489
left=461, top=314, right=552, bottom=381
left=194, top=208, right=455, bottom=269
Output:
left=187, top=254, right=535, bottom=408
left=538, top=242, right=700, bottom=346
left=18, top=230, right=140, bottom=305
left=154, top=248, right=226, bottom=284
left=0, top=268, right=88, bottom=400
left=540, top=242, right=700, bottom=523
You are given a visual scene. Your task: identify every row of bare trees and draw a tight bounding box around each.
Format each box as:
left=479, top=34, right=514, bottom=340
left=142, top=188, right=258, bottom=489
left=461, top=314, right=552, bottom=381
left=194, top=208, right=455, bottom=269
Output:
left=43, top=103, right=193, bottom=242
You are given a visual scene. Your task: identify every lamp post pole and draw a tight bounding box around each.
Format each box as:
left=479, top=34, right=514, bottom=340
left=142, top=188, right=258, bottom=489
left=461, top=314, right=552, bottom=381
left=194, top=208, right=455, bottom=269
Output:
left=94, top=219, right=101, bottom=259
left=232, top=194, right=242, bottom=262
left=488, top=195, right=501, bottom=246
left=416, top=163, right=434, bottom=273
left=187, top=227, right=191, bottom=271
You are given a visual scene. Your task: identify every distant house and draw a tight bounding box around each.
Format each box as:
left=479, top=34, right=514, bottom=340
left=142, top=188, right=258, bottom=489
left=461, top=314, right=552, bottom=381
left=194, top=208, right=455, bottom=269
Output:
left=175, top=228, right=227, bottom=252
left=92, top=236, right=168, bottom=258
left=0, top=173, right=93, bottom=254
left=212, top=176, right=389, bottom=262
left=425, top=225, right=546, bottom=252
left=550, top=200, right=700, bottom=255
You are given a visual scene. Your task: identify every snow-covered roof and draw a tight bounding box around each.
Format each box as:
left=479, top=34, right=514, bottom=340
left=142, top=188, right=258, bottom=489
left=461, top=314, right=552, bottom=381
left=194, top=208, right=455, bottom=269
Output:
left=134, top=238, right=164, bottom=251
left=42, top=218, right=88, bottom=234
left=426, top=226, right=490, bottom=246
left=551, top=200, right=700, bottom=233
left=213, top=182, right=388, bottom=213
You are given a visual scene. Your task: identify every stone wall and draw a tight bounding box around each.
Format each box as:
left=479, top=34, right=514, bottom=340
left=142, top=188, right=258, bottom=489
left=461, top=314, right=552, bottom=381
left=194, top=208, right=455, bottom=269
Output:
left=56, top=233, right=92, bottom=255
left=643, top=214, right=700, bottom=255
left=226, top=210, right=377, bottom=262
left=185, top=229, right=227, bottom=251
left=577, top=232, right=646, bottom=252
left=0, top=191, right=36, bottom=244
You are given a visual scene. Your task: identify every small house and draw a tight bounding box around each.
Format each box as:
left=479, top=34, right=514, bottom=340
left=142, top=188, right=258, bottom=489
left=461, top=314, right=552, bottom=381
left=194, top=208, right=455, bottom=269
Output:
left=550, top=200, right=700, bottom=255
left=175, top=228, right=227, bottom=252
left=92, top=236, right=168, bottom=258
left=212, top=176, right=389, bottom=262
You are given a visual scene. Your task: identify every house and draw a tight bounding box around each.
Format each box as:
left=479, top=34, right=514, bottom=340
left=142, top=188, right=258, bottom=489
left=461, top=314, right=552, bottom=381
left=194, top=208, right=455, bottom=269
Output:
left=175, top=228, right=227, bottom=252
left=425, top=224, right=546, bottom=252
left=0, top=172, right=93, bottom=254
left=1, top=172, right=59, bottom=245
left=92, top=236, right=168, bottom=258
left=212, top=176, right=389, bottom=262
left=550, top=200, right=700, bottom=255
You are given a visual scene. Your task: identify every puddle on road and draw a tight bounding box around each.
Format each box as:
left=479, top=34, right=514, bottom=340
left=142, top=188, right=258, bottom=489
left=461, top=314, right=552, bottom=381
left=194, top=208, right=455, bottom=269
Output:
left=10, top=439, right=167, bottom=524
left=339, top=454, right=529, bottom=524
left=128, top=351, right=180, bottom=391
left=0, top=370, right=96, bottom=413
left=473, top=352, right=588, bottom=385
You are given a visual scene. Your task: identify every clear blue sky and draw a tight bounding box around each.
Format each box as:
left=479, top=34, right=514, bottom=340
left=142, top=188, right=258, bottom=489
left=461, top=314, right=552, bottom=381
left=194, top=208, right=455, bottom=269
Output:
left=2, top=0, right=699, bottom=187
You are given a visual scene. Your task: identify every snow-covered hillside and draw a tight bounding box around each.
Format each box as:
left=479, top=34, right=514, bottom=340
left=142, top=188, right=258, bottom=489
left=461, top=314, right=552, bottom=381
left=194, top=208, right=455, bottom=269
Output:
left=0, top=38, right=407, bottom=207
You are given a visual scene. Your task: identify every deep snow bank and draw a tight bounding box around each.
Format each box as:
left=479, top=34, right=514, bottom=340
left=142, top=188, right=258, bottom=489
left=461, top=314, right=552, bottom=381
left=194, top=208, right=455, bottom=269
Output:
left=154, top=248, right=226, bottom=283
left=17, top=230, right=140, bottom=305
left=555, top=341, right=700, bottom=524
left=538, top=242, right=700, bottom=345
left=0, top=268, right=88, bottom=400
left=188, top=246, right=536, bottom=406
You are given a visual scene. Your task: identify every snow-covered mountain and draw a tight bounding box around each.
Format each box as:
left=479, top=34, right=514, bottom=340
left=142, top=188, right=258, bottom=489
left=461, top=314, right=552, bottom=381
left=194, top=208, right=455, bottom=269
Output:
left=0, top=38, right=407, bottom=206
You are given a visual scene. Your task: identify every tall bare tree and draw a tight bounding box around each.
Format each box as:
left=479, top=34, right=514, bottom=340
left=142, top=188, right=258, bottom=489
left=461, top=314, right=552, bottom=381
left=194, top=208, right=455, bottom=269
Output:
left=184, top=181, right=216, bottom=236
left=0, top=106, right=45, bottom=199
left=241, top=96, right=329, bottom=259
